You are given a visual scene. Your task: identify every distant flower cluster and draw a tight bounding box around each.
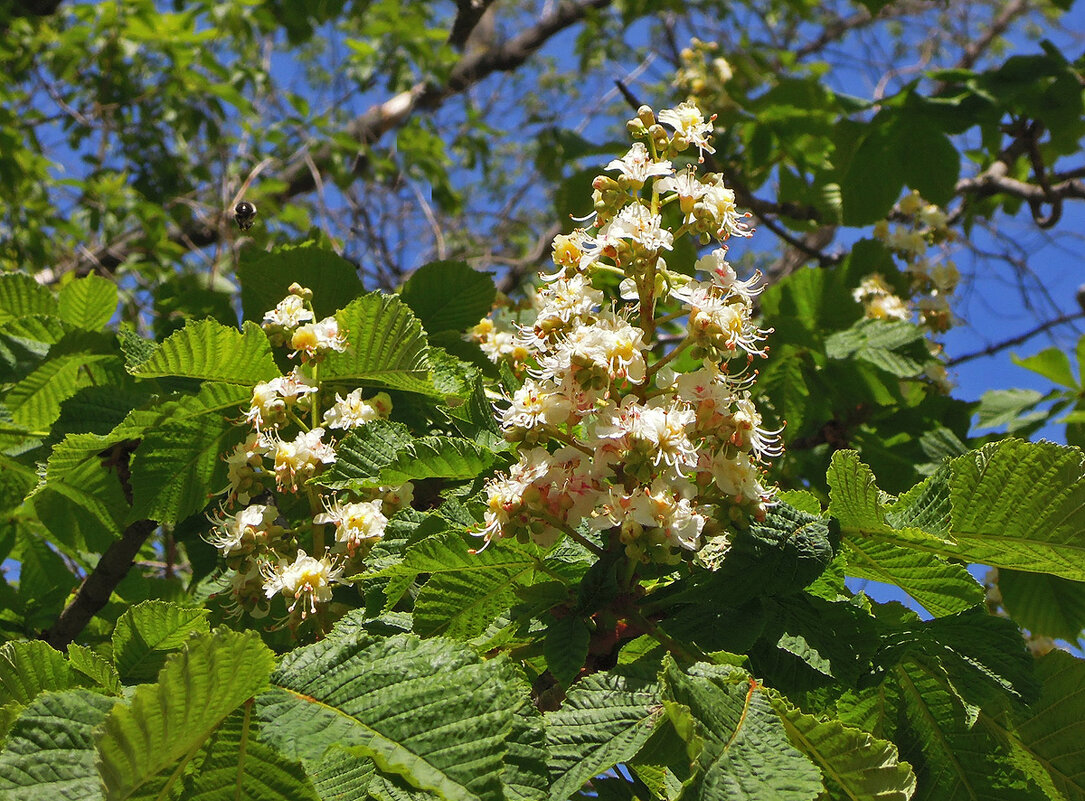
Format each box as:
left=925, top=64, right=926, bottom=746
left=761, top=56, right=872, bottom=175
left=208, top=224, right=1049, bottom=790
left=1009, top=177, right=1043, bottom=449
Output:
left=469, top=103, right=781, bottom=566
left=207, top=284, right=410, bottom=628
left=868, top=190, right=959, bottom=334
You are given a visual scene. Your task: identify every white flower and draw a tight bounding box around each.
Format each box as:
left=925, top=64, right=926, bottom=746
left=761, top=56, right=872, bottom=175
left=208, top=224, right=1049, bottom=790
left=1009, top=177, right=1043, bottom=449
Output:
left=600, top=204, right=674, bottom=253
left=658, top=101, right=716, bottom=159
left=244, top=369, right=317, bottom=431
left=271, top=427, right=337, bottom=491
left=263, top=294, right=313, bottom=329
left=499, top=378, right=573, bottom=433
left=323, top=389, right=392, bottom=429
left=314, top=496, right=388, bottom=555
left=605, top=143, right=674, bottom=185
left=261, top=549, right=344, bottom=618
left=291, top=316, right=347, bottom=359
left=628, top=402, right=699, bottom=476
left=206, top=503, right=278, bottom=557
left=694, top=249, right=763, bottom=302
left=533, top=273, right=605, bottom=331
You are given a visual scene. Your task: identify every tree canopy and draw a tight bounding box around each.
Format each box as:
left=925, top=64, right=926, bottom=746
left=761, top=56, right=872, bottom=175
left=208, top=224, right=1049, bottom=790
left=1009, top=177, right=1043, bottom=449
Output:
left=1, top=1, right=1085, bottom=800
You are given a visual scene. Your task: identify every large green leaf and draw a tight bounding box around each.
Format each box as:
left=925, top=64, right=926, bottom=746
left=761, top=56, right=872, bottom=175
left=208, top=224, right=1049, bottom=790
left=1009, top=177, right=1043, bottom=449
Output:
left=66, top=645, right=122, bottom=695
left=545, top=671, right=663, bottom=801
left=399, top=260, right=496, bottom=336
left=1012, top=650, right=1085, bottom=801
left=661, top=659, right=823, bottom=800
left=238, top=246, right=364, bottom=323
left=829, top=442, right=1085, bottom=582
left=843, top=537, right=983, bottom=617
left=259, top=631, right=524, bottom=801
left=997, top=569, right=1085, bottom=641
left=5, top=342, right=120, bottom=432
left=130, top=318, right=279, bottom=384
left=401, top=532, right=541, bottom=639
left=890, top=658, right=1048, bottom=801
left=320, top=425, right=495, bottom=490
left=95, top=629, right=276, bottom=801
left=771, top=695, right=916, bottom=801
left=825, top=319, right=929, bottom=378
left=112, top=600, right=211, bottom=684
left=179, top=704, right=321, bottom=801
left=321, top=293, right=438, bottom=396
left=127, top=384, right=249, bottom=525
left=0, top=689, right=118, bottom=801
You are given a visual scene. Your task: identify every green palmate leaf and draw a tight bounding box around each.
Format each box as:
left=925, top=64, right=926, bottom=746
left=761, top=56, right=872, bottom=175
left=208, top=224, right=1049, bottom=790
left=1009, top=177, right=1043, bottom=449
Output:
left=127, top=385, right=249, bottom=525
left=879, top=609, right=1039, bottom=710
left=661, top=659, right=823, bottom=800
left=399, top=260, right=496, bottom=336
left=1013, top=650, right=1085, bottom=801
left=771, top=695, right=916, bottom=801
left=752, top=594, right=876, bottom=690
left=0, top=640, right=75, bottom=737
left=940, top=439, right=1085, bottom=580
left=67, top=645, right=122, bottom=695
left=57, top=274, right=118, bottom=331
left=95, top=629, right=275, bottom=801
left=890, top=658, right=1048, bottom=801
left=543, top=615, right=590, bottom=688
left=0, top=689, right=118, bottom=801
left=377, top=435, right=496, bottom=486
left=843, top=537, right=983, bottom=617
left=112, top=600, right=211, bottom=684
left=319, top=420, right=494, bottom=489
left=6, top=343, right=120, bottom=432
left=31, top=432, right=130, bottom=551
left=129, top=318, right=279, bottom=384
left=503, top=706, right=549, bottom=801
left=180, top=704, right=321, bottom=801
left=259, top=631, right=524, bottom=801
left=322, top=293, right=437, bottom=396
left=545, top=671, right=664, bottom=801
left=406, top=532, right=542, bottom=639
left=0, top=273, right=57, bottom=324
left=997, top=569, right=1085, bottom=641
left=666, top=501, right=836, bottom=609
left=825, top=319, right=929, bottom=378
left=307, top=746, right=377, bottom=801
left=238, top=246, right=365, bottom=323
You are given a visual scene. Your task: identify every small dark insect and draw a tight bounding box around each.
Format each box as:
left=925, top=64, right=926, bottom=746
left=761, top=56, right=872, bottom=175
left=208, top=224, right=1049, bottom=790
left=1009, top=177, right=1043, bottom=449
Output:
left=234, top=200, right=257, bottom=231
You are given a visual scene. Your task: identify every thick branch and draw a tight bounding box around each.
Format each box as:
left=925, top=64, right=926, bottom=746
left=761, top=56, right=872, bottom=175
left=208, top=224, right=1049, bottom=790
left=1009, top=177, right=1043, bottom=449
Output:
left=42, top=518, right=157, bottom=649
left=53, top=0, right=613, bottom=283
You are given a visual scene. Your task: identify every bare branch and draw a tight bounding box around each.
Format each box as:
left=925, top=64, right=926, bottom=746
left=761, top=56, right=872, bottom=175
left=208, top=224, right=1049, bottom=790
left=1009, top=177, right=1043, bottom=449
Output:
left=946, top=309, right=1085, bottom=367
left=50, top=0, right=615, bottom=283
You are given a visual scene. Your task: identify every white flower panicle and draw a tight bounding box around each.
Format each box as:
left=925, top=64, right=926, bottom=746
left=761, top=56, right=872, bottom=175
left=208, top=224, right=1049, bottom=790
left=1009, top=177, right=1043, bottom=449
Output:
left=209, top=285, right=410, bottom=630
left=471, top=102, right=782, bottom=567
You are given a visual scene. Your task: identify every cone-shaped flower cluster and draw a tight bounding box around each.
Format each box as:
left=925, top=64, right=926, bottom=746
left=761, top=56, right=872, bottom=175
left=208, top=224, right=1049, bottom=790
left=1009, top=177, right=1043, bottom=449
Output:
left=470, top=103, right=781, bottom=566
left=208, top=284, right=407, bottom=627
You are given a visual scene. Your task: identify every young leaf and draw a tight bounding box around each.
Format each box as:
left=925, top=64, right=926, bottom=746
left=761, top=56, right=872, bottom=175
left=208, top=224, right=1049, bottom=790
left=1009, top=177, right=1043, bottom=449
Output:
left=0, top=273, right=57, bottom=324
left=0, top=640, right=75, bottom=737
left=57, top=274, right=118, bottom=331
left=95, top=629, right=276, bottom=801
left=67, top=644, right=122, bottom=695
left=112, top=600, right=211, bottom=684
left=129, top=318, right=279, bottom=384
left=322, top=293, right=437, bottom=396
